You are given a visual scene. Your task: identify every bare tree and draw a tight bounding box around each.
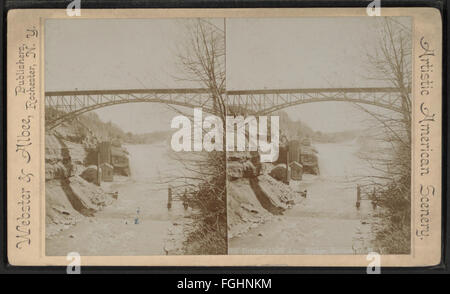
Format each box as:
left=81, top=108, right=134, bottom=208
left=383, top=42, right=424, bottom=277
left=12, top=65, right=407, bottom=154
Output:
left=176, top=19, right=226, bottom=120
left=165, top=19, right=227, bottom=254
left=366, top=17, right=411, bottom=136
left=356, top=17, right=412, bottom=253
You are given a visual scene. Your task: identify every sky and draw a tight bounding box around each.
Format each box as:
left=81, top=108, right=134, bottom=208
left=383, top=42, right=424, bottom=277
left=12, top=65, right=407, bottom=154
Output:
left=45, top=19, right=204, bottom=134
left=226, top=17, right=410, bottom=133
left=45, top=17, right=410, bottom=134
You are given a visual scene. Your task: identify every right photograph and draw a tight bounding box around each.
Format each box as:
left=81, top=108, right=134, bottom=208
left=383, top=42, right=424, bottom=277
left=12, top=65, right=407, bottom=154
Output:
left=226, top=17, right=412, bottom=255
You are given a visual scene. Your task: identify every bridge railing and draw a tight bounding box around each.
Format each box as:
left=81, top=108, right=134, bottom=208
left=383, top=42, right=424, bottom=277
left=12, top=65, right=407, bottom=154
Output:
left=45, top=87, right=409, bottom=129
left=225, top=87, right=407, bottom=115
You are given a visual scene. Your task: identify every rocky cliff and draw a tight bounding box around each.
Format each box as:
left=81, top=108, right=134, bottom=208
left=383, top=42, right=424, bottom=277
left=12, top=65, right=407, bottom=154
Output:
left=45, top=123, right=115, bottom=238
left=226, top=151, right=301, bottom=239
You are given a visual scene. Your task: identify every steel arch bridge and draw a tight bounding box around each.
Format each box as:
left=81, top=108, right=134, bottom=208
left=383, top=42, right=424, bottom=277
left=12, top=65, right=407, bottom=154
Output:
left=45, top=87, right=408, bottom=130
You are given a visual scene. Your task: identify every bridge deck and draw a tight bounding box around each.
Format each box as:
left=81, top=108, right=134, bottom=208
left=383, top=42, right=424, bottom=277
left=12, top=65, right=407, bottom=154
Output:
left=45, top=87, right=403, bottom=96
left=45, top=87, right=409, bottom=129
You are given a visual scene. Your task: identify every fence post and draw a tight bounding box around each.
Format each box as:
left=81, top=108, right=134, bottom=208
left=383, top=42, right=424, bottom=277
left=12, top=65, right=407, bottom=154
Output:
left=356, top=184, right=361, bottom=208
left=167, top=186, right=172, bottom=210
left=96, top=149, right=101, bottom=186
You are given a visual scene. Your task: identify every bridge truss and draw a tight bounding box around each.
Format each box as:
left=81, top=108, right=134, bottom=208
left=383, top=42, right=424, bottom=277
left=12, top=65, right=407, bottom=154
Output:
left=45, top=87, right=408, bottom=130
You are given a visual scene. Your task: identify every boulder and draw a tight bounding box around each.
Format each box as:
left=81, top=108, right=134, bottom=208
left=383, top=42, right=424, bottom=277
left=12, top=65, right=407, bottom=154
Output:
left=45, top=162, right=70, bottom=181
left=269, top=164, right=289, bottom=182
left=227, top=151, right=251, bottom=161
left=227, top=160, right=258, bottom=180
left=242, top=161, right=257, bottom=178
left=227, top=161, right=244, bottom=179
left=80, top=165, right=99, bottom=184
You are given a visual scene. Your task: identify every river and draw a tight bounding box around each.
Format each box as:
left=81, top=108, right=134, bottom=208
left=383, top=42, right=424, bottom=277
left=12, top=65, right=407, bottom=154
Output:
left=46, top=143, right=186, bottom=256
left=228, top=141, right=378, bottom=255
left=47, top=141, right=378, bottom=256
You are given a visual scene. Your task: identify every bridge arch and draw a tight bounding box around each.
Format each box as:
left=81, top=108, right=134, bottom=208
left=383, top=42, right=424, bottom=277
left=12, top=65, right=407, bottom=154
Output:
left=46, top=99, right=216, bottom=130
left=256, top=97, right=405, bottom=115
left=45, top=87, right=408, bottom=130
left=45, top=89, right=216, bottom=130
left=226, top=87, right=408, bottom=116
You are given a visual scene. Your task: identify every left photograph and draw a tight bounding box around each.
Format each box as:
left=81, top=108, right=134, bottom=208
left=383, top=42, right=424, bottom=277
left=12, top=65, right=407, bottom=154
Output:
left=44, top=19, right=227, bottom=255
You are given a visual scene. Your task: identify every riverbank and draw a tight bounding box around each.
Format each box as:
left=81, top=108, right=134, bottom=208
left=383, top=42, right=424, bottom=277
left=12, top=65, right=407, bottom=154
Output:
left=46, top=175, right=177, bottom=255
left=229, top=142, right=379, bottom=255
left=45, top=128, right=118, bottom=239
left=46, top=143, right=188, bottom=256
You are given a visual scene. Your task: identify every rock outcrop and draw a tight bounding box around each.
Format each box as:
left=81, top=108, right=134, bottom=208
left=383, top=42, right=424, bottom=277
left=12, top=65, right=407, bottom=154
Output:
left=227, top=149, right=300, bottom=238
left=45, top=126, right=115, bottom=238
left=227, top=178, right=271, bottom=238
left=227, top=151, right=260, bottom=180
left=80, top=165, right=99, bottom=184
left=269, top=164, right=290, bottom=182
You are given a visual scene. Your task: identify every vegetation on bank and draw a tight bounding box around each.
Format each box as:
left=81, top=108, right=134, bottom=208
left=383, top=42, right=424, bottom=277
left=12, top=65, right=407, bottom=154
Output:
left=358, top=18, right=412, bottom=254
left=177, top=152, right=227, bottom=255
left=373, top=176, right=411, bottom=254
left=46, top=106, right=171, bottom=144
